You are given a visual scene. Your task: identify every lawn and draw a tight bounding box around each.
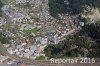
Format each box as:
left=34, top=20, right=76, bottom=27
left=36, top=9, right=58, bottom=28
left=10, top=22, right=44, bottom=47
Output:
left=0, top=49, right=5, bottom=56
left=23, top=28, right=39, bottom=33
left=35, top=55, right=45, bottom=60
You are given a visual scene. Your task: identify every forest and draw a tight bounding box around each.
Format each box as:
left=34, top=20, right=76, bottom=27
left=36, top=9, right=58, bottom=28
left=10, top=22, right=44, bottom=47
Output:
left=49, top=0, right=100, bottom=19
left=45, top=0, right=100, bottom=58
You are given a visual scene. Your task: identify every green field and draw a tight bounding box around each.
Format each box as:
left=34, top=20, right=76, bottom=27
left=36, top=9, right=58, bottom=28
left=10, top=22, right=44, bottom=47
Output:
left=35, top=55, right=45, bottom=60
left=23, top=28, right=39, bottom=33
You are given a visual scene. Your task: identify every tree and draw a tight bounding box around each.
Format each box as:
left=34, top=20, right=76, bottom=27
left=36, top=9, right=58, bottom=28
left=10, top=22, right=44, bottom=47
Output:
left=0, top=32, right=10, bottom=44
left=44, top=34, right=89, bottom=58
left=48, top=0, right=100, bottom=19
left=0, top=0, right=4, bottom=16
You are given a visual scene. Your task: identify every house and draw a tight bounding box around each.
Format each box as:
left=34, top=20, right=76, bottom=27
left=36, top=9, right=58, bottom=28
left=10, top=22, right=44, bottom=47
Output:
left=30, top=45, right=36, bottom=52
left=19, top=48, right=24, bottom=51
left=41, top=38, right=48, bottom=44
left=79, top=22, right=85, bottom=26
left=36, top=37, right=48, bottom=44
left=15, top=44, right=22, bottom=49
left=53, top=34, right=59, bottom=44
left=7, top=48, right=18, bottom=54
left=0, top=55, right=9, bottom=63
left=23, top=53, right=30, bottom=58
left=16, top=51, right=20, bottom=55
left=23, top=45, right=37, bottom=58
left=7, top=61, right=14, bottom=65
left=24, top=24, right=36, bottom=30
left=22, top=43, right=27, bottom=46
left=24, top=48, right=30, bottom=52
left=37, top=44, right=47, bottom=52
left=18, top=54, right=23, bottom=57
left=16, top=0, right=31, bottom=4
left=0, top=17, right=6, bottom=25
left=2, top=5, right=29, bottom=23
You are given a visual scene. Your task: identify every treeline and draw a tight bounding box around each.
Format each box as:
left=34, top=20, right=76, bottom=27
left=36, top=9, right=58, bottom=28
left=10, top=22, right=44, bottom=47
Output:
left=48, top=0, right=68, bottom=19
left=0, top=0, right=3, bottom=16
left=44, top=23, right=100, bottom=58
left=48, top=0, right=100, bottom=19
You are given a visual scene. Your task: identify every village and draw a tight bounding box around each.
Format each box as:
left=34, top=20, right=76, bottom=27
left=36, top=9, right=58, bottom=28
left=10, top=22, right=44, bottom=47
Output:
left=0, top=0, right=85, bottom=65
